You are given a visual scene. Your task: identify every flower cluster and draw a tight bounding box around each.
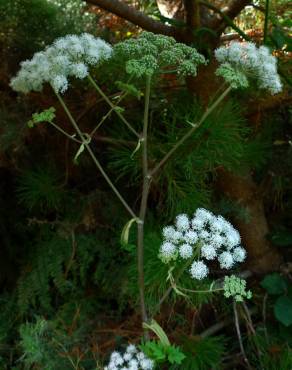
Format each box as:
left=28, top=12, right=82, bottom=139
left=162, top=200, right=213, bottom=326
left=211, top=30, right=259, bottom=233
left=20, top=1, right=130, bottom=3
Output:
left=159, top=208, right=247, bottom=280
left=104, top=345, right=154, bottom=370
left=10, top=33, right=112, bottom=94
left=215, top=41, right=282, bottom=94
left=223, top=275, right=252, bottom=302
left=114, top=31, right=207, bottom=78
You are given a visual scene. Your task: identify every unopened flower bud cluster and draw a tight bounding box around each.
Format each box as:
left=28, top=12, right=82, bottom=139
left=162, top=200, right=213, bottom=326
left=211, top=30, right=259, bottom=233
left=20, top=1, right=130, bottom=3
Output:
left=104, top=344, right=154, bottom=370
left=215, top=41, right=282, bottom=94
left=223, top=275, right=252, bottom=302
left=10, top=34, right=112, bottom=94
left=159, top=208, right=247, bottom=280
left=114, top=31, right=207, bottom=78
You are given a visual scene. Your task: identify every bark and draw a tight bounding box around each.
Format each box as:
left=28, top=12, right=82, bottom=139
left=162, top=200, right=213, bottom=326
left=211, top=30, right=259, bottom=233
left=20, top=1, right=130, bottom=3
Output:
left=216, top=169, right=282, bottom=273
left=86, top=0, right=178, bottom=37
left=209, top=0, right=252, bottom=33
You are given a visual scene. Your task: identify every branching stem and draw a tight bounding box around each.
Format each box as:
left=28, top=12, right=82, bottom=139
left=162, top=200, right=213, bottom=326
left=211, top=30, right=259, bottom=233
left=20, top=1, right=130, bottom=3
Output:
left=88, top=75, right=140, bottom=138
left=89, top=92, right=128, bottom=137
left=150, top=85, right=232, bottom=176
left=48, top=121, right=82, bottom=144
left=54, top=89, right=137, bottom=219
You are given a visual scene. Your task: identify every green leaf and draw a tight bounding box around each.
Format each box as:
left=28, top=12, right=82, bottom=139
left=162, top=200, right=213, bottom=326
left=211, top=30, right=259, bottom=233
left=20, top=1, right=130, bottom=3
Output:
left=166, top=345, right=186, bottom=364
left=116, top=81, right=142, bottom=99
left=142, top=320, right=170, bottom=347
left=120, top=217, right=137, bottom=247
left=73, top=134, right=91, bottom=164
left=113, top=106, right=125, bottom=114
left=73, top=144, right=85, bottom=164
left=141, top=341, right=166, bottom=362
left=261, top=273, right=288, bottom=295
left=274, top=296, right=292, bottom=326
left=130, top=138, right=142, bottom=159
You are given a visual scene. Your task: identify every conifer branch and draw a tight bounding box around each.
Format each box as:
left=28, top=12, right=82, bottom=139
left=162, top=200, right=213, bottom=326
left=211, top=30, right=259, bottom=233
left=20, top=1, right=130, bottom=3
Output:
left=150, top=85, right=232, bottom=177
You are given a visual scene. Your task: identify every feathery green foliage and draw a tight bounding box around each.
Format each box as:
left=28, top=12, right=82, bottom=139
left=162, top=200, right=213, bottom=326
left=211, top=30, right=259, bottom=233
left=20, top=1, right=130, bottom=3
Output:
left=17, top=167, right=66, bottom=211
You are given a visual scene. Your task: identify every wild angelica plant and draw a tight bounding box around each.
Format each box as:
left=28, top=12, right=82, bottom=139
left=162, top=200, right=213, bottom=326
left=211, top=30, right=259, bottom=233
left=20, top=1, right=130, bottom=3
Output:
left=10, top=32, right=282, bottom=346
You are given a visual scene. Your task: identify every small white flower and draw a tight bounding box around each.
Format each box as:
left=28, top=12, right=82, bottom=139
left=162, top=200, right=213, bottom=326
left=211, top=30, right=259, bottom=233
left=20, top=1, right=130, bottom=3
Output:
left=218, top=251, right=234, bottom=269
left=162, top=226, right=182, bottom=242
left=140, top=358, right=154, bottom=369
left=209, top=233, right=224, bottom=248
left=225, top=228, right=241, bottom=248
left=126, top=344, right=137, bottom=354
left=160, top=242, right=176, bottom=260
left=201, top=244, right=217, bottom=260
left=210, top=217, right=225, bottom=233
left=128, top=358, right=138, bottom=370
left=136, top=352, right=145, bottom=361
left=110, top=351, right=120, bottom=359
left=179, top=243, right=193, bottom=259
left=71, top=62, right=88, bottom=79
left=190, top=260, right=209, bottom=280
left=51, top=75, right=69, bottom=93
left=198, top=229, right=210, bottom=241
left=233, top=246, right=246, bottom=262
left=184, top=230, right=198, bottom=244
left=191, top=217, right=205, bottom=229
left=175, top=213, right=189, bottom=231
left=123, top=352, right=132, bottom=361
left=194, top=208, right=214, bottom=222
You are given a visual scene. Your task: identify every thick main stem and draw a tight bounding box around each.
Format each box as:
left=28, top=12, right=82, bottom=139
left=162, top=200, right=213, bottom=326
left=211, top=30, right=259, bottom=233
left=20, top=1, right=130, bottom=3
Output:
left=150, top=85, right=232, bottom=176
left=137, top=75, right=152, bottom=326
left=54, top=91, right=137, bottom=220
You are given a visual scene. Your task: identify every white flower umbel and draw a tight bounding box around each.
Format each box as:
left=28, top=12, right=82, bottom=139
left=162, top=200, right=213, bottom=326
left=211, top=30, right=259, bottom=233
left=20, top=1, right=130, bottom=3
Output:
left=159, top=208, right=247, bottom=280
left=175, top=213, right=190, bottom=231
left=215, top=41, right=282, bottom=94
left=179, top=243, right=193, bottom=259
left=10, top=33, right=112, bottom=94
left=218, top=251, right=234, bottom=269
left=190, top=260, right=209, bottom=280
left=232, top=246, right=246, bottom=263
left=105, top=345, right=154, bottom=370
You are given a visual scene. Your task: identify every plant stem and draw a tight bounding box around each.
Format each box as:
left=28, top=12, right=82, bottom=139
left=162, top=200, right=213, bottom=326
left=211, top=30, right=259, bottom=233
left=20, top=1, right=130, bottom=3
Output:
left=233, top=301, right=252, bottom=369
left=263, top=0, right=270, bottom=44
left=48, top=121, right=82, bottom=144
left=150, top=85, right=232, bottom=176
left=151, top=260, right=191, bottom=317
left=54, top=90, right=137, bottom=219
left=137, top=74, right=152, bottom=329
left=87, top=75, right=140, bottom=138
left=89, top=92, right=128, bottom=137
